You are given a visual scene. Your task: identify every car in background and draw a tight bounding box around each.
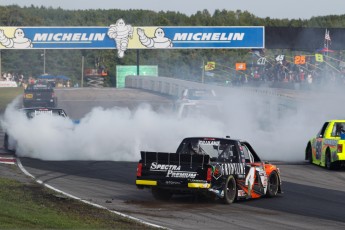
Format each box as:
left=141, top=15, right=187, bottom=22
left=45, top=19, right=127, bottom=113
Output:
left=23, top=82, right=57, bottom=108
left=305, top=120, right=345, bottom=169
left=174, top=88, right=221, bottom=118
left=3, top=107, right=75, bottom=151
left=179, top=88, right=217, bottom=101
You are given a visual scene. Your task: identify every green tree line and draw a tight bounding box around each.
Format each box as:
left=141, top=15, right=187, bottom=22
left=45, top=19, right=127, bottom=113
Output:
left=0, top=5, right=344, bottom=86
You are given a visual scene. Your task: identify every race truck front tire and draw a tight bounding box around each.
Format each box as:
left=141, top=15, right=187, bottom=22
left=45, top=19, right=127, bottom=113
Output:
left=223, top=175, right=237, bottom=204
left=152, top=188, right=172, bottom=201
left=266, top=171, right=279, bottom=197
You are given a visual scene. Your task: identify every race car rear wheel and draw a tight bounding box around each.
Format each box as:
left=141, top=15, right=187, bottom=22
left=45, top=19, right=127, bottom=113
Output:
left=325, top=150, right=339, bottom=170
left=266, top=171, right=279, bottom=197
left=151, top=188, right=172, bottom=201
left=223, top=175, right=237, bottom=204
left=306, top=145, right=313, bottom=164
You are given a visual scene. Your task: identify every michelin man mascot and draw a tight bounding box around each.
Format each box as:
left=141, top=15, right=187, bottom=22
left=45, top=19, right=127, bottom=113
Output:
left=0, top=28, right=33, bottom=48
left=107, top=18, right=133, bottom=58
left=137, top=27, right=173, bottom=48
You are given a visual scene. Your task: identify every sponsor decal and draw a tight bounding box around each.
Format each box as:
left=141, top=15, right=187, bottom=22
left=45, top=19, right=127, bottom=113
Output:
left=166, top=170, right=197, bottom=179
left=324, top=139, right=338, bottom=146
left=0, top=24, right=264, bottom=58
left=33, top=33, right=105, bottom=42
left=237, top=190, right=246, bottom=197
left=212, top=164, right=223, bottom=180
left=150, top=162, right=196, bottom=178
left=199, top=140, right=220, bottom=145
left=0, top=81, right=18, bottom=87
left=212, top=163, right=246, bottom=180
left=165, top=181, right=181, bottom=185
left=173, top=32, right=244, bottom=41
left=150, top=162, right=181, bottom=171
left=222, top=163, right=246, bottom=175
left=34, top=110, right=53, bottom=116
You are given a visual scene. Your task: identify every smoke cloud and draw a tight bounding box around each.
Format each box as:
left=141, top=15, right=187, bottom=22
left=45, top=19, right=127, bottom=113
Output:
left=1, top=86, right=344, bottom=162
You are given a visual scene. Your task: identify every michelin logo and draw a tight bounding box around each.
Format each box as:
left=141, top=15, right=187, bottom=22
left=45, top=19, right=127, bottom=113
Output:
left=33, top=33, right=106, bottom=42
left=173, top=32, right=245, bottom=41
left=0, top=28, right=33, bottom=48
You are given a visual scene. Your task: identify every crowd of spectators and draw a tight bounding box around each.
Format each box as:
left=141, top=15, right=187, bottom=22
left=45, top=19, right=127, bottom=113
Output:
left=0, top=72, right=27, bottom=87
left=231, top=55, right=345, bottom=89
left=0, top=72, right=73, bottom=88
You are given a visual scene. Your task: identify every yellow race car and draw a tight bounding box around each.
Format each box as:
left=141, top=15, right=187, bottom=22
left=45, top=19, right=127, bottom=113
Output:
left=305, top=120, right=345, bottom=169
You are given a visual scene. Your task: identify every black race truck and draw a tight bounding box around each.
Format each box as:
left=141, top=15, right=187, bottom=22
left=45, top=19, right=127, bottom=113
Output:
left=136, top=137, right=282, bottom=204
left=23, top=83, right=57, bottom=108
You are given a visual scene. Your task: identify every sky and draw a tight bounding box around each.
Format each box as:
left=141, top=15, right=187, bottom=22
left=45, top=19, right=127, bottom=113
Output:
left=1, top=0, right=345, bottom=20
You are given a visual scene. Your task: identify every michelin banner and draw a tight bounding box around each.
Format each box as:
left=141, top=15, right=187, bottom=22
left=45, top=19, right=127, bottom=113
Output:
left=0, top=18, right=264, bottom=58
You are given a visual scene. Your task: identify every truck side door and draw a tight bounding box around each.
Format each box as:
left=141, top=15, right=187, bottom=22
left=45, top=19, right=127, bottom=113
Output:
left=241, top=143, right=267, bottom=196
left=315, top=122, right=329, bottom=160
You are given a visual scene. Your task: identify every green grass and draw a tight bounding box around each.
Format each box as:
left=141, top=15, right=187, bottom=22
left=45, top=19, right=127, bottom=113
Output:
left=0, top=177, right=154, bottom=229
left=0, top=87, right=24, bottom=112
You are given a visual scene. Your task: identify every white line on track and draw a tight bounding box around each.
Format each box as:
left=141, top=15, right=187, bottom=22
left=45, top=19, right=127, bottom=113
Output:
left=16, top=157, right=168, bottom=230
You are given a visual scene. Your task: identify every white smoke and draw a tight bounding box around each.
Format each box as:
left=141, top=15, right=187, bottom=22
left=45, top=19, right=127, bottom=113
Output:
left=218, top=87, right=345, bottom=161
left=1, top=87, right=344, bottom=162
left=1, top=98, right=226, bottom=161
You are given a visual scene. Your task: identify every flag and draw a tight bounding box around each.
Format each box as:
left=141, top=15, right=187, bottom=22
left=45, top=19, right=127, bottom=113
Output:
left=235, top=63, right=246, bottom=71
left=325, top=29, right=331, bottom=41
left=205, top=62, right=215, bottom=71
left=315, top=53, right=324, bottom=62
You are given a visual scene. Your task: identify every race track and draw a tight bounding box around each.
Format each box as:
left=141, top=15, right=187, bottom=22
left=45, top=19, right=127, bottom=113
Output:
left=3, top=88, right=345, bottom=229
left=18, top=158, right=345, bottom=230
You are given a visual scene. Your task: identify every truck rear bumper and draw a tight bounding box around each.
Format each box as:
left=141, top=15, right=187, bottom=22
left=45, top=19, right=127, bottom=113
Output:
left=136, top=180, right=210, bottom=189
left=136, top=180, right=157, bottom=186
left=337, top=153, right=345, bottom=161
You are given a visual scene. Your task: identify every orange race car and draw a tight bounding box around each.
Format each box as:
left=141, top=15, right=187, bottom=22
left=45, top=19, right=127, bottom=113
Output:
left=136, top=136, right=282, bottom=204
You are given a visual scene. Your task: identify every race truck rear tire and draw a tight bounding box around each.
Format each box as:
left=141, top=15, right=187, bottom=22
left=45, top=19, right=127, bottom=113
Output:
left=325, top=150, right=339, bottom=170
left=152, top=188, right=172, bottom=201
left=306, top=145, right=312, bottom=164
left=266, top=171, right=279, bottom=197
left=223, top=175, right=237, bottom=204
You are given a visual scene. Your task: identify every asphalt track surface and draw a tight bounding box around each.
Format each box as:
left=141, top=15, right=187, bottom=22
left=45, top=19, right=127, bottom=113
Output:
left=3, top=88, right=345, bottom=229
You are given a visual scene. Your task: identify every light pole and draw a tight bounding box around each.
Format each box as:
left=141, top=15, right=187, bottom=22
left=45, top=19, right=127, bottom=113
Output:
left=0, top=50, right=2, bottom=78
left=201, top=59, right=205, bottom=83
left=41, top=49, right=46, bottom=75
left=81, top=56, right=84, bottom=87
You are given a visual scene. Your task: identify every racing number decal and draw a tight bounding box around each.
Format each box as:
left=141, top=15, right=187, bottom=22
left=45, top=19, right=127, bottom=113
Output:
left=245, top=167, right=255, bottom=196
left=245, top=165, right=268, bottom=197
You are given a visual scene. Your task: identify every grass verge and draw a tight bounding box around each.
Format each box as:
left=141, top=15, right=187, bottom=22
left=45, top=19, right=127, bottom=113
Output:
left=0, top=177, right=154, bottom=229
left=0, top=87, right=24, bottom=113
